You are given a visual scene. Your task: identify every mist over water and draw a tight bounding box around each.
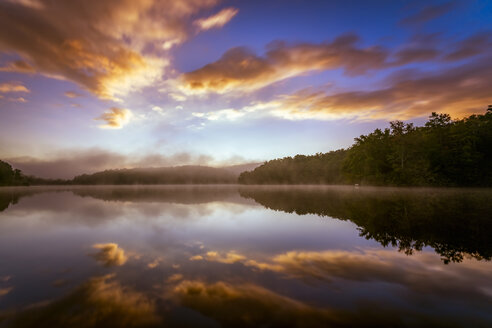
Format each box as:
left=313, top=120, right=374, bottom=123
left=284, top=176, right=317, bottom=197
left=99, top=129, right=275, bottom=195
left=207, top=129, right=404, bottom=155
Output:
left=0, top=185, right=491, bottom=327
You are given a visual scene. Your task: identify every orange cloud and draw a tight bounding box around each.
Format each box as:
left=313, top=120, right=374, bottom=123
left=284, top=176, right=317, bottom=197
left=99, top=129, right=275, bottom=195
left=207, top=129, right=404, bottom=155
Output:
left=0, top=0, right=225, bottom=100
left=95, top=108, right=132, bottom=129
left=203, top=56, right=492, bottom=121
left=64, top=91, right=82, bottom=98
left=179, top=31, right=492, bottom=95
left=0, top=82, right=30, bottom=93
left=273, top=58, right=492, bottom=120
left=203, top=250, right=246, bottom=264
left=5, top=0, right=44, bottom=9
left=180, top=34, right=388, bottom=94
left=91, top=243, right=128, bottom=266
left=194, top=7, right=239, bottom=30
left=0, top=60, right=35, bottom=73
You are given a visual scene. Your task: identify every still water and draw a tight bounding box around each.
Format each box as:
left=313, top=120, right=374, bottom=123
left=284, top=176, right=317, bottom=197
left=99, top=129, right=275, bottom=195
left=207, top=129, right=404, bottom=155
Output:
left=0, top=185, right=491, bottom=327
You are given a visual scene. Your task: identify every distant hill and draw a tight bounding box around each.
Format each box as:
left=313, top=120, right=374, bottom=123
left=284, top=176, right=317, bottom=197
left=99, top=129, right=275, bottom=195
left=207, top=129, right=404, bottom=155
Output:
left=0, top=160, right=263, bottom=186
left=71, top=166, right=237, bottom=185
left=221, top=162, right=262, bottom=176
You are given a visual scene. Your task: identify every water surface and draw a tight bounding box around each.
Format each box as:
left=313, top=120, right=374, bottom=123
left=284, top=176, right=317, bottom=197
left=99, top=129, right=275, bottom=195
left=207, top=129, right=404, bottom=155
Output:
left=0, top=185, right=491, bottom=327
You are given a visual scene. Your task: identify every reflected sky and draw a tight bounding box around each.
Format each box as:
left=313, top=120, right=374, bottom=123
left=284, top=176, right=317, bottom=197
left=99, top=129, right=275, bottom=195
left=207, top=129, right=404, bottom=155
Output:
left=0, top=186, right=491, bottom=327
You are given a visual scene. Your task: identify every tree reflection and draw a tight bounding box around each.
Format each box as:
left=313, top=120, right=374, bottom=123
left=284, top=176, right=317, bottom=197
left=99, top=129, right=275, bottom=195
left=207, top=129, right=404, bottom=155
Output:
left=0, top=188, right=42, bottom=212
left=2, top=186, right=491, bottom=264
left=239, top=186, right=492, bottom=263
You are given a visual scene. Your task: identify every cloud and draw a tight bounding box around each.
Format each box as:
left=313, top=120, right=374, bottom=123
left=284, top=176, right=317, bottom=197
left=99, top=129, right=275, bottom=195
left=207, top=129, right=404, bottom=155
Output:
left=152, top=105, right=164, bottom=113
left=0, top=0, right=225, bottom=99
left=180, top=34, right=388, bottom=94
left=400, top=1, right=456, bottom=25
left=192, top=108, right=245, bottom=121
left=445, top=31, right=492, bottom=61
left=91, top=243, right=128, bottom=266
left=95, top=107, right=132, bottom=129
left=194, top=7, right=238, bottom=31
left=169, top=92, right=186, bottom=101
left=0, top=81, right=29, bottom=93
left=8, top=96, right=27, bottom=103
left=6, top=149, right=128, bottom=178
left=392, top=47, right=439, bottom=65
left=5, top=0, right=44, bottom=10
left=64, top=91, right=82, bottom=98
left=179, top=28, right=492, bottom=95
left=203, top=250, right=246, bottom=264
left=213, top=55, right=492, bottom=121
left=0, top=60, right=35, bottom=73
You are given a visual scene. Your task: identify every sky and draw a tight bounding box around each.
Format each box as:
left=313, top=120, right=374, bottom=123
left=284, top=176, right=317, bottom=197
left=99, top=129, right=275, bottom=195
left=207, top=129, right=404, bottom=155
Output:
left=0, top=0, right=491, bottom=178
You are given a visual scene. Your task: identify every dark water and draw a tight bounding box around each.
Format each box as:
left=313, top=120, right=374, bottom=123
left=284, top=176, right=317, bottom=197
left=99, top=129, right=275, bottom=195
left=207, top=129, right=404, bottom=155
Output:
left=0, top=185, right=491, bottom=327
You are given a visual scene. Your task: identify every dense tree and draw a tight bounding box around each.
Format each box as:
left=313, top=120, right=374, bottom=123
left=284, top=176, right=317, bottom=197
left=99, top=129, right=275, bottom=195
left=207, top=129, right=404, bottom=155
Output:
left=240, top=108, right=492, bottom=187
left=238, top=150, right=347, bottom=184
left=0, top=160, right=29, bottom=186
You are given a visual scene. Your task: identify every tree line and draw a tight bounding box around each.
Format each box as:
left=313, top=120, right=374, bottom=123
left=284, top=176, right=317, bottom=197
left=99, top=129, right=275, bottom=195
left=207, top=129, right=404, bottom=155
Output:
left=0, top=163, right=237, bottom=186
left=1, top=107, right=491, bottom=187
left=239, top=107, right=492, bottom=186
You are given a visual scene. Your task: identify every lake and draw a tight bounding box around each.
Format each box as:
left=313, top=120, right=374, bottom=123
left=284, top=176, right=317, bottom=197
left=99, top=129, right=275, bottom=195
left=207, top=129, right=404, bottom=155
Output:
left=0, top=185, right=491, bottom=327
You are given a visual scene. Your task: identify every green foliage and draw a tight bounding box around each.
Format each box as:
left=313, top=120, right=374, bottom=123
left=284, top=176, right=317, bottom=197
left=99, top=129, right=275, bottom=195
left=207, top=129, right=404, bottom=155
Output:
left=239, top=108, right=492, bottom=186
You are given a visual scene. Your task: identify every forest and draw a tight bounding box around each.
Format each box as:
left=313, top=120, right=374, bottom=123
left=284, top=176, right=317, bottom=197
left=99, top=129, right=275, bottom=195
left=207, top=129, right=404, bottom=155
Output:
left=239, top=107, right=492, bottom=187
left=0, top=163, right=237, bottom=186
left=0, top=160, right=30, bottom=186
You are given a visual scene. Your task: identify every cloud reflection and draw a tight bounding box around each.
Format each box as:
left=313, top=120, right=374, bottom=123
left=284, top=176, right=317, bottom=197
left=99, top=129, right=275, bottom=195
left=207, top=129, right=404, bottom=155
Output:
left=1, top=274, right=160, bottom=327
left=91, top=243, right=128, bottom=267
left=171, top=278, right=479, bottom=327
left=0, top=287, right=13, bottom=297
